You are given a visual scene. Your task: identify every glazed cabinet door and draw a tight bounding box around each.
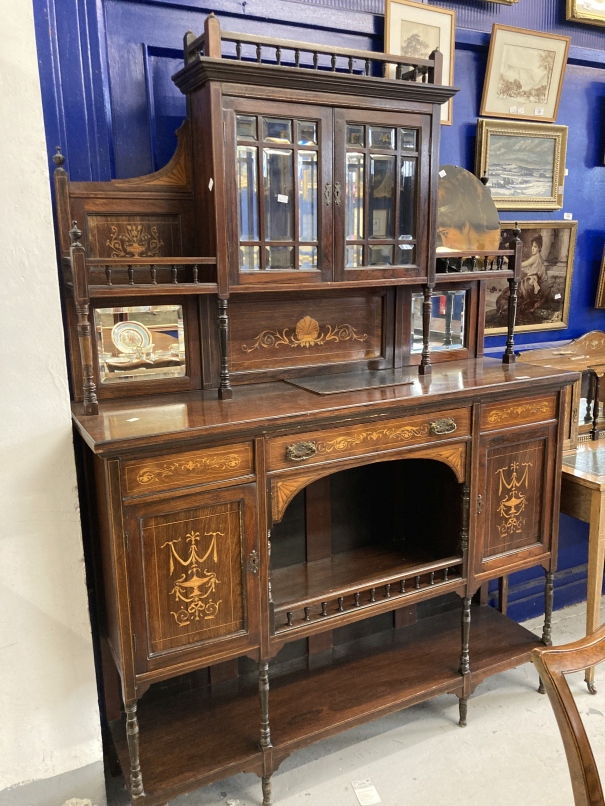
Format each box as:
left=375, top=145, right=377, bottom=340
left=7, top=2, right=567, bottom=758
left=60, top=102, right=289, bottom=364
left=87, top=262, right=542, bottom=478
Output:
left=473, top=422, right=557, bottom=581
left=223, top=98, right=333, bottom=285
left=333, top=108, right=431, bottom=282
left=124, top=484, right=260, bottom=674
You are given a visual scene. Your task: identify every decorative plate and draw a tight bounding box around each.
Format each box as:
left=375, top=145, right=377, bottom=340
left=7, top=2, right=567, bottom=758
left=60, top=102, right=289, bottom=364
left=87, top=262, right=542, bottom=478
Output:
left=111, top=321, right=152, bottom=354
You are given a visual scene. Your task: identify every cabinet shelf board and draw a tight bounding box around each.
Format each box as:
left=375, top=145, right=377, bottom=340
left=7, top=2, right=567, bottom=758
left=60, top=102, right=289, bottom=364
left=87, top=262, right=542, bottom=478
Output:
left=271, top=544, right=462, bottom=610
left=110, top=606, right=540, bottom=802
left=435, top=271, right=513, bottom=284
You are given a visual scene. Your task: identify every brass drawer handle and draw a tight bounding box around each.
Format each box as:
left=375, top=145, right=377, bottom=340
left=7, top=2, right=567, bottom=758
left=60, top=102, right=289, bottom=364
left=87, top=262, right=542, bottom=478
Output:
left=285, top=440, right=317, bottom=461
left=430, top=417, right=457, bottom=435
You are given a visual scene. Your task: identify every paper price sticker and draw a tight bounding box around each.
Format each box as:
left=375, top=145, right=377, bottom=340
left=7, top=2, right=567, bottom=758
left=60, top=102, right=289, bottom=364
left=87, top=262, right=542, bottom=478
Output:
left=277, top=194, right=289, bottom=204
left=352, top=779, right=382, bottom=805
left=554, top=293, right=562, bottom=300
left=535, top=107, right=545, bottom=116
left=564, top=212, right=573, bottom=220
left=565, top=169, right=569, bottom=176
left=439, top=169, right=447, bottom=178
left=509, top=105, right=517, bottom=114
left=517, top=106, right=525, bottom=114
left=208, top=178, right=214, bottom=191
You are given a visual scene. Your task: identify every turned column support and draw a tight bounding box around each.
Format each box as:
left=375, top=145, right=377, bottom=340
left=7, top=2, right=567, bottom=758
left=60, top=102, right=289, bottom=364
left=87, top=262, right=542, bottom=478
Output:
left=418, top=283, right=434, bottom=376
left=502, top=225, right=521, bottom=365
left=125, top=701, right=144, bottom=798
left=259, top=661, right=273, bottom=805
left=69, top=221, right=98, bottom=415
left=217, top=296, right=233, bottom=400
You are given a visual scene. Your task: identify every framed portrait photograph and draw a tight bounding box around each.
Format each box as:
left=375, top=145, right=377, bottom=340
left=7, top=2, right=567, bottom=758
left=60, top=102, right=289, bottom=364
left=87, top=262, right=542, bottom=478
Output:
left=476, top=119, right=568, bottom=211
left=485, top=221, right=577, bottom=334
left=595, top=247, right=605, bottom=308
left=480, top=25, right=570, bottom=122
left=384, top=0, right=455, bottom=125
left=567, top=0, right=605, bottom=27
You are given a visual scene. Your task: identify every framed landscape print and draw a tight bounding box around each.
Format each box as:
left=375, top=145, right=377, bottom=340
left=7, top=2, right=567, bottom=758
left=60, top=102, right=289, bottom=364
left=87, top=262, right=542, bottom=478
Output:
left=384, top=0, right=455, bottom=125
left=476, top=119, right=568, bottom=211
left=485, top=221, right=577, bottom=334
left=480, top=25, right=570, bottom=122
left=567, top=0, right=605, bottom=27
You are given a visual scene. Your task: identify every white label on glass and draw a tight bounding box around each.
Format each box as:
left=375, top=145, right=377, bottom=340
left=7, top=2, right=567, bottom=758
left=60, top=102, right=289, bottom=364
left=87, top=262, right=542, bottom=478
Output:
left=564, top=212, right=573, bottom=220
left=277, top=194, right=289, bottom=204
left=439, top=169, right=447, bottom=177
left=208, top=177, right=214, bottom=191
left=352, top=780, right=381, bottom=805
left=509, top=105, right=517, bottom=113
left=518, top=106, right=525, bottom=114
left=565, top=168, right=569, bottom=175
left=554, top=293, right=562, bottom=299
left=535, top=107, right=545, bottom=116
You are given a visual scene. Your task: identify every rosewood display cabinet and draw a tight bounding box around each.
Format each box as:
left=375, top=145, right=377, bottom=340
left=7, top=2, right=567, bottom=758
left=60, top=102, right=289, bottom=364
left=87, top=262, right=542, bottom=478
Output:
left=54, top=15, right=577, bottom=806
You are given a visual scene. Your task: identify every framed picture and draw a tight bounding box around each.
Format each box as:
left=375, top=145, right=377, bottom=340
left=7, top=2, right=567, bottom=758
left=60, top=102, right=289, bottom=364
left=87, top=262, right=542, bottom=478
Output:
left=384, top=0, right=455, bottom=125
left=595, top=247, right=605, bottom=308
left=485, top=221, right=577, bottom=334
left=567, top=0, right=605, bottom=27
left=476, top=119, right=568, bottom=211
left=480, top=25, right=570, bottom=122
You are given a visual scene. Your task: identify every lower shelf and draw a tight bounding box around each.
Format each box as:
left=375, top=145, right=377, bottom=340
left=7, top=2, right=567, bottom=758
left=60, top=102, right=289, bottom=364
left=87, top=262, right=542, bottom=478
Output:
left=110, top=605, right=542, bottom=805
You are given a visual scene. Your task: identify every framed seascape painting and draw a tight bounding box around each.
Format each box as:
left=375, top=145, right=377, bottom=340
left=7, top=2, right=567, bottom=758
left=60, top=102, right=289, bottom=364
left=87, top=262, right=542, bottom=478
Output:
left=485, top=221, right=577, bottom=334
left=476, top=119, right=568, bottom=211
left=480, top=25, right=570, bottom=123
left=567, top=0, right=605, bottom=26
left=384, top=0, right=455, bottom=125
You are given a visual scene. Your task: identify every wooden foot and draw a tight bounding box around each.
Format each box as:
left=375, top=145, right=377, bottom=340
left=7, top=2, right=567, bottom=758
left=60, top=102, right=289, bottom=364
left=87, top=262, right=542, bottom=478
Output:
left=538, top=677, right=545, bottom=695
left=587, top=679, right=597, bottom=695
left=541, top=570, right=554, bottom=646
left=262, top=774, right=272, bottom=805
left=125, top=702, right=144, bottom=798
left=458, top=696, right=468, bottom=727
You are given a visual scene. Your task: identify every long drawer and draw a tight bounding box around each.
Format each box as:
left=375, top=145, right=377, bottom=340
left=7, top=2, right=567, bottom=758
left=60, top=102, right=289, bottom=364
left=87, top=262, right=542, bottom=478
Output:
left=480, top=394, right=557, bottom=432
left=267, top=407, right=471, bottom=471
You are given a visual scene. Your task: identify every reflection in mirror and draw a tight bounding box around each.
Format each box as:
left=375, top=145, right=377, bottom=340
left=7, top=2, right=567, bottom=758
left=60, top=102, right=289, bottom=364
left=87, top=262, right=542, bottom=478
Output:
left=411, top=291, right=466, bottom=353
left=94, top=304, right=186, bottom=384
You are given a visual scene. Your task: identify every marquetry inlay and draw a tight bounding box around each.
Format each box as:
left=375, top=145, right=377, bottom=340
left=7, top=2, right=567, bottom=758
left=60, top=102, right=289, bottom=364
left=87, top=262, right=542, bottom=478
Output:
left=162, top=529, right=223, bottom=626
left=242, top=315, right=368, bottom=353
left=495, top=460, right=532, bottom=537
left=106, top=224, right=164, bottom=258
left=481, top=396, right=556, bottom=431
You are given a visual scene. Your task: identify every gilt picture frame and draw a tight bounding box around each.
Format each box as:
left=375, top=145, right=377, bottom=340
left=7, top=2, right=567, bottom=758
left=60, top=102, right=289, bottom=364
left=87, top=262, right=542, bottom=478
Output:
left=485, top=221, right=577, bottom=335
left=476, top=119, right=568, bottom=211
left=595, top=247, right=605, bottom=308
left=567, top=0, right=605, bottom=27
left=480, top=25, right=570, bottom=123
left=384, top=0, right=455, bottom=125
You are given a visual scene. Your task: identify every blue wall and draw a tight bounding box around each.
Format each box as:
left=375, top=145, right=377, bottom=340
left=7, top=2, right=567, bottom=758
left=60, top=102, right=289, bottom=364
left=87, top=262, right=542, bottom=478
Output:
left=33, top=0, right=605, bottom=618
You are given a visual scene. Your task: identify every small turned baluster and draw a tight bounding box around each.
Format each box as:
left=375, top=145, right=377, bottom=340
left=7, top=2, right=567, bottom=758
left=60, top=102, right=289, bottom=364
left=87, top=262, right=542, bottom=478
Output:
left=354, top=592, right=360, bottom=607
left=415, top=576, right=421, bottom=589
left=385, top=584, right=391, bottom=598
left=331, top=53, right=337, bottom=71
left=365, top=58, right=370, bottom=75
left=348, top=56, right=353, bottom=73
left=276, top=45, right=282, bottom=65
left=192, top=264, right=199, bottom=284
left=400, top=579, right=406, bottom=594
left=236, top=41, right=242, bottom=59
left=313, top=51, right=318, bottom=69
left=338, top=597, right=344, bottom=612
left=286, top=611, right=293, bottom=627
left=172, top=264, right=178, bottom=284
left=370, top=588, right=376, bottom=603
left=295, top=48, right=300, bottom=67
left=304, top=607, right=310, bottom=621
left=382, top=62, right=387, bottom=77
left=443, top=568, right=449, bottom=582
left=413, top=66, right=419, bottom=81
left=430, top=572, right=435, bottom=585
left=105, top=266, right=112, bottom=285
left=256, top=43, right=262, bottom=63
left=396, top=63, right=402, bottom=80
left=471, top=256, right=477, bottom=272
left=321, top=602, right=328, bottom=617
left=128, top=264, right=134, bottom=285
left=150, top=264, right=157, bottom=284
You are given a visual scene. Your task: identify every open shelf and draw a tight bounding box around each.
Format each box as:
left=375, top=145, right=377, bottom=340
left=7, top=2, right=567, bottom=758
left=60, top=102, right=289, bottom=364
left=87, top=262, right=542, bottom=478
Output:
left=271, top=545, right=463, bottom=635
left=111, top=606, right=542, bottom=805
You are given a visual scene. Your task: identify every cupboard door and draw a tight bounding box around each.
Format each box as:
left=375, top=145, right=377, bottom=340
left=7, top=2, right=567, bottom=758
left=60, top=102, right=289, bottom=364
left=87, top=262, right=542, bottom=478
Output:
left=333, top=108, right=431, bottom=281
left=223, top=98, right=333, bottom=285
left=125, top=484, right=259, bottom=673
left=474, top=423, right=557, bottom=579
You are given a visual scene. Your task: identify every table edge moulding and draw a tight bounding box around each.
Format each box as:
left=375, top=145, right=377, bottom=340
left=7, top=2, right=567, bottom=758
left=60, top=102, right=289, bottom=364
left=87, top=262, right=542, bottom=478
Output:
left=54, top=13, right=578, bottom=806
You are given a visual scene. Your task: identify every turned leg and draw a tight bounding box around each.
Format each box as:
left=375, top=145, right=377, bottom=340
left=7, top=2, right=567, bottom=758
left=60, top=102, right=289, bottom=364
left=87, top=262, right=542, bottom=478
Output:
left=125, top=702, right=144, bottom=798
left=259, top=661, right=273, bottom=805
left=585, top=489, right=605, bottom=694
left=541, top=570, right=554, bottom=646
left=458, top=596, right=471, bottom=727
